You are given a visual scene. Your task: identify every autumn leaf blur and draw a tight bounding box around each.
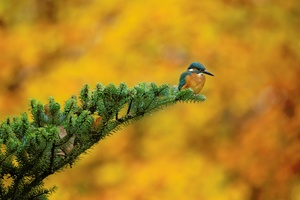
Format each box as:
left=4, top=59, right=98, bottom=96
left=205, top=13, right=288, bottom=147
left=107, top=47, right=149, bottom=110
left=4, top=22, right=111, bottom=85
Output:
left=0, top=0, right=299, bottom=199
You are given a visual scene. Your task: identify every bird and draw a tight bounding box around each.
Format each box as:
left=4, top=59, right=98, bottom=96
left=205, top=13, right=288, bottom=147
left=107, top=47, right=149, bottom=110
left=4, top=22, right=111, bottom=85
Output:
left=178, top=62, right=214, bottom=94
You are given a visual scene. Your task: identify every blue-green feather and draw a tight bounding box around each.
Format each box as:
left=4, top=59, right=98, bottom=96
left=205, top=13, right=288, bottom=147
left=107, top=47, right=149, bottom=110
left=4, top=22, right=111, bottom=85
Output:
left=188, top=62, right=206, bottom=71
left=178, top=71, right=192, bottom=90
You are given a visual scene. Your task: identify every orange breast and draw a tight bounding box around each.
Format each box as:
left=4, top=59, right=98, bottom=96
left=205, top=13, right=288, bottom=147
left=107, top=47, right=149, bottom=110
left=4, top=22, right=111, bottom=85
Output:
left=181, top=73, right=206, bottom=94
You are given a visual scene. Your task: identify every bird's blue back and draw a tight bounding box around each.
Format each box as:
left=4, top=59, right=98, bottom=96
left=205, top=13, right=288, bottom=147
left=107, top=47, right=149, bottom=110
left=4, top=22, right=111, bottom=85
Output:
left=178, top=71, right=192, bottom=90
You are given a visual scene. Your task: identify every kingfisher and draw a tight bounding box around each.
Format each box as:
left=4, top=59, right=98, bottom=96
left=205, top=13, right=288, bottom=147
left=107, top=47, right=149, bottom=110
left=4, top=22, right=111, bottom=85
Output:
left=178, top=62, right=214, bottom=94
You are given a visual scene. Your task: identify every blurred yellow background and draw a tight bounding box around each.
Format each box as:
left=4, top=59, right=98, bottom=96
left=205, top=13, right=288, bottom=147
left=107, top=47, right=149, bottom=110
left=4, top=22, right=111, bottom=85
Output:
left=0, top=0, right=299, bottom=199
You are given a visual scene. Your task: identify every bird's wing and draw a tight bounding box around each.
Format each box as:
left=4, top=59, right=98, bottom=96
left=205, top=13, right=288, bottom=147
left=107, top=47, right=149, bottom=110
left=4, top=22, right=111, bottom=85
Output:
left=178, top=71, right=192, bottom=90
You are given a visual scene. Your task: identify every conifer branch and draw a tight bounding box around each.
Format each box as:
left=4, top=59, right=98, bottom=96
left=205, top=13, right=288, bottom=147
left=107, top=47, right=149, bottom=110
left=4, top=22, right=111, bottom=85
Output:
left=0, top=82, right=205, bottom=199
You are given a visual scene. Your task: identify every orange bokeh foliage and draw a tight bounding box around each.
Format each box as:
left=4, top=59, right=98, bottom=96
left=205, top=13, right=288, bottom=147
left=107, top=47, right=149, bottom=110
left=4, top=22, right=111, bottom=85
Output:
left=0, top=0, right=299, bottom=199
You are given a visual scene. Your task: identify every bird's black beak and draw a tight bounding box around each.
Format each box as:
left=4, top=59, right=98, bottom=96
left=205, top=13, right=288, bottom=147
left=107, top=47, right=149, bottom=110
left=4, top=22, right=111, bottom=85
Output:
left=203, top=70, right=214, bottom=76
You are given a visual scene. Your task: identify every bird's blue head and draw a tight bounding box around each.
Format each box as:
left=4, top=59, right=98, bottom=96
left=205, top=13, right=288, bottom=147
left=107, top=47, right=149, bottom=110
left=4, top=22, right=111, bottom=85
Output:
left=188, top=62, right=214, bottom=76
